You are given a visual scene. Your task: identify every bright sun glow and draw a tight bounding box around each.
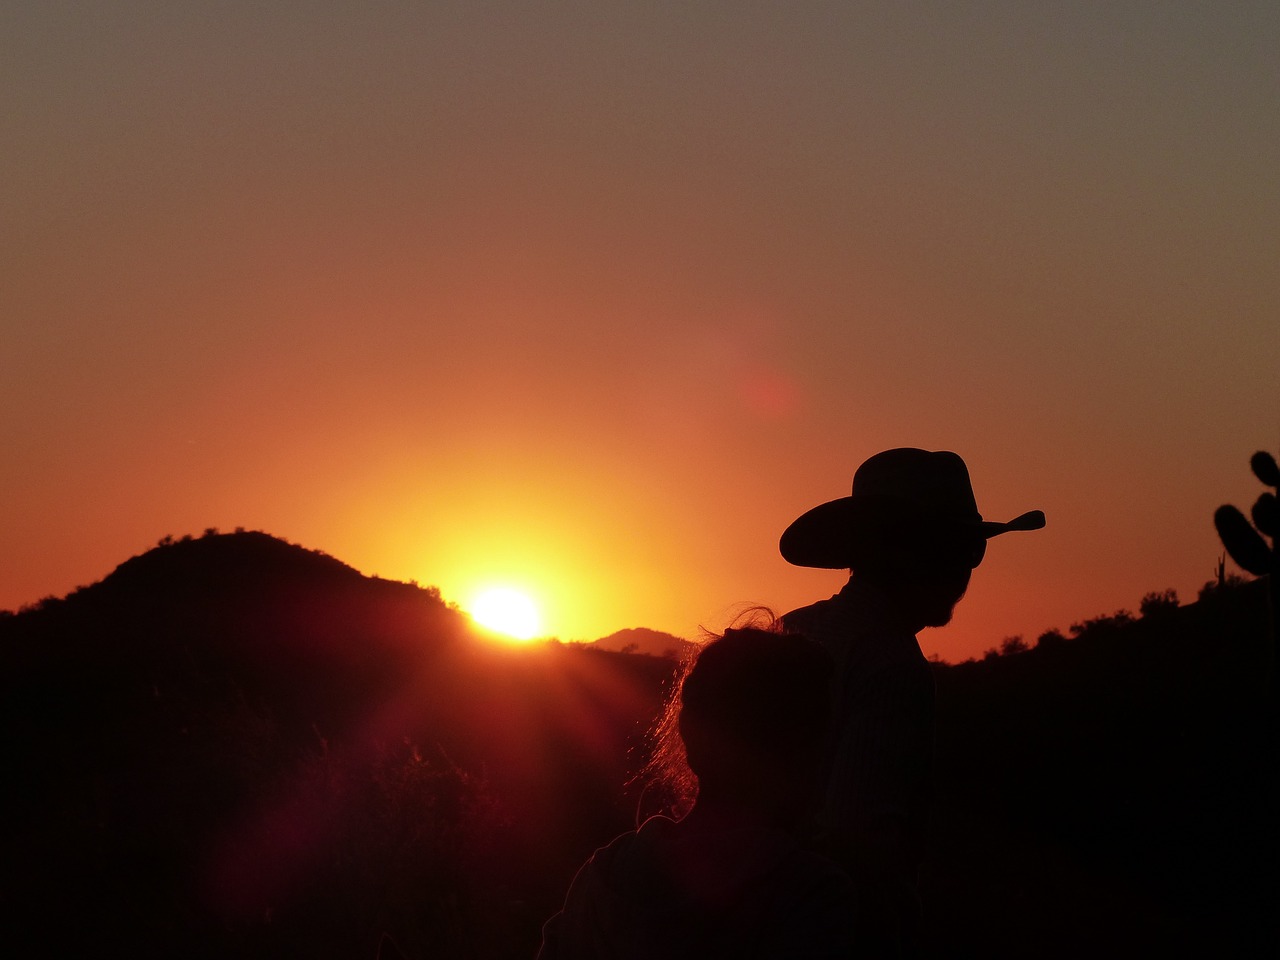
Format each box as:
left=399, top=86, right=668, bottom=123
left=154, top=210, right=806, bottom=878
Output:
left=469, top=586, right=542, bottom=641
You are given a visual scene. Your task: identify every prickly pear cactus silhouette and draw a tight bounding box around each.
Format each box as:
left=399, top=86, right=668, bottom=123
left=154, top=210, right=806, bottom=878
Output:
left=1215, top=451, right=1279, bottom=576
left=1214, top=448, right=1280, bottom=693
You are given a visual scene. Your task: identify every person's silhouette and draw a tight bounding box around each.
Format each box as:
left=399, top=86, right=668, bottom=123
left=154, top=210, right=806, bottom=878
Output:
left=780, top=448, right=1044, bottom=958
left=538, top=625, right=855, bottom=959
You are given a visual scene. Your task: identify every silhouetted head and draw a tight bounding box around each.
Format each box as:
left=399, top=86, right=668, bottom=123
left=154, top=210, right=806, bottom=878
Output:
left=779, top=448, right=1044, bottom=628
left=848, top=511, right=983, bottom=628
left=648, top=621, right=834, bottom=822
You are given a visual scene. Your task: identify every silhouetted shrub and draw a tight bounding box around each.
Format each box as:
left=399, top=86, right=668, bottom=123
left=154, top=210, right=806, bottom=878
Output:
left=1069, top=610, right=1135, bottom=638
left=1139, top=589, right=1179, bottom=619
left=1198, top=572, right=1252, bottom=603
left=1035, top=628, right=1067, bottom=649
left=999, top=635, right=1029, bottom=656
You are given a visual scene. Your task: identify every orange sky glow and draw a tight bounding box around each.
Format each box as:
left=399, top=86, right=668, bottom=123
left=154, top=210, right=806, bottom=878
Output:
left=3, top=2, right=1277, bottom=662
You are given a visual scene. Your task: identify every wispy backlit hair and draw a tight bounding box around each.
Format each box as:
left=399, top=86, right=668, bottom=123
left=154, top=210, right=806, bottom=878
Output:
left=638, top=609, right=832, bottom=821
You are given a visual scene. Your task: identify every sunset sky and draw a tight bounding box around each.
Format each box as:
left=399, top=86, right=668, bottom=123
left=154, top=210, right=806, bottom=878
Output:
left=4, top=1, right=1277, bottom=662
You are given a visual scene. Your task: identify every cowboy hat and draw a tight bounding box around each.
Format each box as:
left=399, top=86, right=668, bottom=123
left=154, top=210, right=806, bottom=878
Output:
left=780, top=448, right=1045, bottom=569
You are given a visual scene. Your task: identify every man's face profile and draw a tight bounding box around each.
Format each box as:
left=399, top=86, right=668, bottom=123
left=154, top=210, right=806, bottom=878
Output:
left=870, top=523, right=983, bottom=629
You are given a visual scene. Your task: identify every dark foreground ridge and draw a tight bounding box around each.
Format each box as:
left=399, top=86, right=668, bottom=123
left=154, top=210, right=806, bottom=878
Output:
left=1, top=531, right=1276, bottom=957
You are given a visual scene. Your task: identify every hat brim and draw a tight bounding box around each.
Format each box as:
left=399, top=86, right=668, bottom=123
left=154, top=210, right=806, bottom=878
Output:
left=780, top=499, right=1045, bottom=569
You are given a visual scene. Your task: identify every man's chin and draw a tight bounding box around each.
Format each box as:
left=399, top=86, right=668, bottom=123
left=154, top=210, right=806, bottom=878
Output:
left=921, top=599, right=963, bottom=628
left=921, top=610, right=955, bottom=629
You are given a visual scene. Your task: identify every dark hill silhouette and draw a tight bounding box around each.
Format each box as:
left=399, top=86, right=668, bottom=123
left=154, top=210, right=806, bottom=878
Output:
left=2, top=531, right=468, bottom=747
left=0, top=531, right=674, bottom=958
left=924, top=576, right=1277, bottom=958
left=588, top=626, right=696, bottom=659
left=2, top=532, right=1276, bottom=957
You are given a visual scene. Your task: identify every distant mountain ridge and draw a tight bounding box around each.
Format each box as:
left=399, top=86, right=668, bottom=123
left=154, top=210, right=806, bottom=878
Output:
left=589, top=626, right=696, bottom=659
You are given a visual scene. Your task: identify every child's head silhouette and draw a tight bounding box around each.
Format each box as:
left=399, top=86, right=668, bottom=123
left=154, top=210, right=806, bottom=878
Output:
left=649, top=619, right=833, bottom=822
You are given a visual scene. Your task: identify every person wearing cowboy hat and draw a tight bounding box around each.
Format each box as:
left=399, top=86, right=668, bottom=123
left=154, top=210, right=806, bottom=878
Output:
left=779, top=448, right=1044, bottom=958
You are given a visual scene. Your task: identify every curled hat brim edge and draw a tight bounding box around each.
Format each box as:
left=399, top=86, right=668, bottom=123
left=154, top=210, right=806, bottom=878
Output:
left=780, top=499, right=1045, bottom=570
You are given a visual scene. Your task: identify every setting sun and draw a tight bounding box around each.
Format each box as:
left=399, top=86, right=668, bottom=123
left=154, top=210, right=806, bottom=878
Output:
left=469, top=586, right=543, bottom=641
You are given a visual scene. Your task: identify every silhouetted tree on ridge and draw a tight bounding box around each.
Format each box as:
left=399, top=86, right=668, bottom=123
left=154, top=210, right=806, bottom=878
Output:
left=1138, top=588, right=1179, bottom=619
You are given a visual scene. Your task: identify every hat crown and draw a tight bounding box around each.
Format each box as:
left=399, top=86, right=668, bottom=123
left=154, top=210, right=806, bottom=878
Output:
left=851, top=448, right=981, bottom=522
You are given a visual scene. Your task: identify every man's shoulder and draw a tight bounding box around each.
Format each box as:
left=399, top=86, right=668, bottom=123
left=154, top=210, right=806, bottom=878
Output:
left=779, top=596, right=857, bottom=659
left=779, top=597, right=842, bottom=637
left=782, top=585, right=924, bottom=666
left=779, top=598, right=827, bottom=628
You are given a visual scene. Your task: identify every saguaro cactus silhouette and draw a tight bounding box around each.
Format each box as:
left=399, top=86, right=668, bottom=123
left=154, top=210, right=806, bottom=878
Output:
left=1214, top=447, right=1280, bottom=692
